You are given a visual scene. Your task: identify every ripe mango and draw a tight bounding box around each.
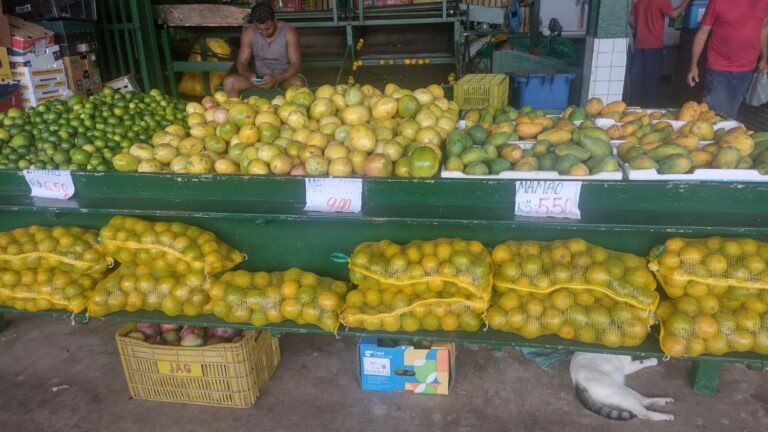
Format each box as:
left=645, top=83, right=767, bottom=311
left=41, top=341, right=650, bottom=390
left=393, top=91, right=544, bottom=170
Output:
left=537, top=128, right=572, bottom=145
left=658, top=154, right=692, bottom=174
left=720, top=128, right=755, bottom=157
left=647, top=143, right=689, bottom=162
left=711, top=147, right=741, bottom=169
left=465, top=161, right=489, bottom=176
left=689, top=150, right=714, bottom=167
left=554, top=143, right=591, bottom=161
left=585, top=98, right=604, bottom=117
left=600, top=101, right=627, bottom=116
left=629, top=155, right=659, bottom=170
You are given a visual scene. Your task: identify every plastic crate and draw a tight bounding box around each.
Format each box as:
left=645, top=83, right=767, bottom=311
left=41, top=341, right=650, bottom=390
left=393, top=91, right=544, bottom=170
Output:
left=453, top=74, right=509, bottom=110
left=511, top=72, right=575, bottom=110
left=116, top=324, right=280, bottom=408
left=683, top=1, right=709, bottom=29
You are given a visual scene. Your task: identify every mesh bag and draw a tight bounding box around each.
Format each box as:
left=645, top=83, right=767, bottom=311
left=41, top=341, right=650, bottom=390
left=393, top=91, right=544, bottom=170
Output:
left=0, top=267, right=98, bottom=312
left=485, top=288, right=655, bottom=347
left=87, top=262, right=210, bottom=317
left=207, top=268, right=350, bottom=332
left=348, top=238, right=493, bottom=298
left=0, top=225, right=112, bottom=274
left=650, top=236, right=768, bottom=356
left=340, top=281, right=491, bottom=333
left=99, top=216, right=244, bottom=275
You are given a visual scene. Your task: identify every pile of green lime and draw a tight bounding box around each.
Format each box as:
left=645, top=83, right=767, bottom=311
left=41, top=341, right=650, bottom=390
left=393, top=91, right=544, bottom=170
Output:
left=0, top=87, right=187, bottom=171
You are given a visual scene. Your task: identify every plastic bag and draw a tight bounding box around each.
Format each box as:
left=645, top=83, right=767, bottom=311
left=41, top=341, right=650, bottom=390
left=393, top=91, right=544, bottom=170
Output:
left=0, top=225, right=112, bottom=274
left=99, top=216, right=244, bottom=275
left=0, top=267, right=98, bottom=312
left=348, top=238, right=494, bottom=298
left=746, top=72, right=768, bottom=107
left=177, top=39, right=231, bottom=97
left=87, top=262, right=209, bottom=317
left=207, top=268, right=349, bottom=332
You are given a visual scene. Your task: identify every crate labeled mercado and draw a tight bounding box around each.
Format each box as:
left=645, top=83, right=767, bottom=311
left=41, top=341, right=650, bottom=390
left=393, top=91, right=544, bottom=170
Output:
left=116, top=324, right=280, bottom=408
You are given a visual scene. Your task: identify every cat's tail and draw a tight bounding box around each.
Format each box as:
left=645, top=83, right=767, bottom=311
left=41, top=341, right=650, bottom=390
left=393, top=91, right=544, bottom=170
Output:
left=575, top=384, right=636, bottom=421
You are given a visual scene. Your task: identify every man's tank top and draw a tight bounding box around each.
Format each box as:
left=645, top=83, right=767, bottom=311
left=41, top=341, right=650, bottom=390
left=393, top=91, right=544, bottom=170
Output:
left=251, top=20, right=290, bottom=76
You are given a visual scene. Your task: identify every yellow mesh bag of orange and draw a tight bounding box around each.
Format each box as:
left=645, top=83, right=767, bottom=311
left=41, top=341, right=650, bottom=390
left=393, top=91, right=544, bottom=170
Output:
left=99, top=216, right=244, bottom=275
left=0, top=267, right=98, bottom=313
left=207, top=268, right=350, bottom=332
left=487, top=239, right=659, bottom=347
left=649, top=236, right=768, bottom=356
left=0, top=225, right=112, bottom=274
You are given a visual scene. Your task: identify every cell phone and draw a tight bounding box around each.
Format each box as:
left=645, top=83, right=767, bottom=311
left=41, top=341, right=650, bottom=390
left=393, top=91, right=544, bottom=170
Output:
left=251, top=75, right=264, bottom=84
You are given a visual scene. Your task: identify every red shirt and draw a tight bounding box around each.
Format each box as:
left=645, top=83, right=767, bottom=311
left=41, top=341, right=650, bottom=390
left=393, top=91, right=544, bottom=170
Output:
left=701, top=0, right=768, bottom=71
left=631, top=0, right=673, bottom=49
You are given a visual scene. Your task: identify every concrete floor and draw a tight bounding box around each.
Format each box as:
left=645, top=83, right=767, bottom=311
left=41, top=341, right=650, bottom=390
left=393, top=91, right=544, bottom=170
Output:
left=0, top=314, right=766, bottom=432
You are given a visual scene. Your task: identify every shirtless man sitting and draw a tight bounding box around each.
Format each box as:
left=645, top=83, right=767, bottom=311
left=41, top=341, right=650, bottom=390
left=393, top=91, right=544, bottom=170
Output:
left=222, top=3, right=305, bottom=96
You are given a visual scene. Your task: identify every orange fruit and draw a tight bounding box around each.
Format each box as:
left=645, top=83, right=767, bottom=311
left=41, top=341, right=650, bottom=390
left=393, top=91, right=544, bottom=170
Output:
left=661, top=334, right=687, bottom=357
left=753, top=332, right=768, bottom=354
left=600, top=328, right=623, bottom=347
left=280, top=280, right=300, bottom=298
left=496, top=291, right=521, bottom=311
left=519, top=319, right=543, bottom=339
left=730, top=330, right=755, bottom=352
left=557, top=323, right=576, bottom=339
left=506, top=309, right=526, bottom=329
left=685, top=281, right=709, bottom=297
left=679, top=245, right=705, bottom=265
left=698, top=294, right=720, bottom=315
left=524, top=298, right=545, bottom=317
left=586, top=264, right=611, bottom=287
left=550, top=289, right=575, bottom=310
left=665, top=311, right=693, bottom=337
left=498, top=261, right=522, bottom=281
left=566, top=238, right=588, bottom=254
left=623, top=318, right=649, bottom=340
left=542, top=308, right=564, bottom=331
left=401, top=315, right=421, bottom=332
left=665, top=237, right=686, bottom=253
left=421, top=314, right=440, bottom=331
left=575, top=291, right=595, bottom=306
left=745, top=297, right=768, bottom=314
left=280, top=298, right=302, bottom=320
left=317, top=291, right=341, bottom=311
left=345, top=290, right=364, bottom=308
left=588, top=306, right=611, bottom=330
left=686, top=336, right=706, bottom=356
left=745, top=255, right=766, bottom=274
left=382, top=315, right=402, bottom=332
left=364, top=289, right=381, bottom=307
left=722, top=240, right=743, bottom=258
left=675, top=296, right=700, bottom=316
left=440, top=314, right=460, bottom=331
left=435, top=243, right=453, bottom=261
left=735, top=309, right=761, bottom=332
left=519, top=241, right=541, bottom=255
left=693, top=314, right=719, bottom=339
left=660, top=252, right=680, bottom=270
left=738, top=238, right=759, bottom=255
left=551, top=246, right=572, bottom=264
left=491, top=244, right=512, bottom=263
left=576, top=326, right=598, bottom=343
left=485, top=306, right=507, bottom=329
left=405, top=246, right=422, bottom=263
left=704, top=254, right=728, bottom=275
left=705, top=333, right=729, bottom=355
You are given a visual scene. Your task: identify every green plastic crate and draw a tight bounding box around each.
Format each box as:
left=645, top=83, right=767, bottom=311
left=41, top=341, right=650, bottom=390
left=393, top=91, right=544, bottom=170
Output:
left=453, top=74, right=509, bottom=110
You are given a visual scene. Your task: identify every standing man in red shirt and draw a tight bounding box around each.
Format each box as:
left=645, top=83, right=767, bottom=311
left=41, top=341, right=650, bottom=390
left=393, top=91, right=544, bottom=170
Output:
left=687, top=0, right=768, bottom=119
left=628, top=0, right=690, bottom=107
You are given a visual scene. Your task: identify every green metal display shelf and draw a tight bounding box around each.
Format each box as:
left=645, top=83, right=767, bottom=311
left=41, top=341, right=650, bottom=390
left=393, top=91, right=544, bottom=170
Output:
left=0, top=171, right=767, bottom=393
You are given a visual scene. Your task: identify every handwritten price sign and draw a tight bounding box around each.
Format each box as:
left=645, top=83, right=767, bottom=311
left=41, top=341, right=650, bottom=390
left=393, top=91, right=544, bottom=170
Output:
left=515, top=181, right=582, bottom=220
left=23, top=170, right=75, bottom=200
left=304, top=178, right=362, bottom=213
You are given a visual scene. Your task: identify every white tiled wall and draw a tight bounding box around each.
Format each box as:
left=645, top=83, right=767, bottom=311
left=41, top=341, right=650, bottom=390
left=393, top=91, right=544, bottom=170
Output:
left=587, top=37, right=629, bottom=104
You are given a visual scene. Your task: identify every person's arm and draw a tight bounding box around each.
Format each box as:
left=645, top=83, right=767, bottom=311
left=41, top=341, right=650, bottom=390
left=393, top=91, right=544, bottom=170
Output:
left=687, top=25, right=711, bottom=86
left=759, top=17, right=768, bottom=72
left=235, top=27, right=255, bottom=79
left=259, top=26, right=302, bottom=88
left=665, top=0, right=691, bottom=19
left=629, top=2, right=637, bottom=29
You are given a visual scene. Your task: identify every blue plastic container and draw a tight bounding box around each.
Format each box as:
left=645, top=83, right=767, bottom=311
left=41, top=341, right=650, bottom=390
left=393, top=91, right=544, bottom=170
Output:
left=684, top=0, right=709, bottom=29
left=512, top=72, right=575, bottom=110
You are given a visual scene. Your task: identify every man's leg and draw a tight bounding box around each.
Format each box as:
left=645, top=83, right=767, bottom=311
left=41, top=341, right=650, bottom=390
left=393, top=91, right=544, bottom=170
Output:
left=279, top=74, right=307, bottom=90
left=721, top=71, right=752, bottom=120
left=627, top=48, right=645, bottom=106
left=644, top=48, right=663, bottom=108
left=702, top=69, right=733, bottom=117
left=222, top=73, right=256, bottom=97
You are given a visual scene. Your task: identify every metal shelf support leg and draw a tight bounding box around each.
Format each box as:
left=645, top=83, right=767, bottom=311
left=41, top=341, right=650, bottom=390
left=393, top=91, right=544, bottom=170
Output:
left=689, top=360, right=720, bottom=394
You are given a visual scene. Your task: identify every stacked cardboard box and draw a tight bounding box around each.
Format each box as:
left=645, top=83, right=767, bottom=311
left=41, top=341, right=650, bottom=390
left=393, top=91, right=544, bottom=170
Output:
left=37, top=19, right=101, bottom=97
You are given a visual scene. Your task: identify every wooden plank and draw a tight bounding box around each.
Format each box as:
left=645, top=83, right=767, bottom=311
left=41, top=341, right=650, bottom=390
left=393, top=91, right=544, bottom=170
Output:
left=155, top=5, right=250, bottom=26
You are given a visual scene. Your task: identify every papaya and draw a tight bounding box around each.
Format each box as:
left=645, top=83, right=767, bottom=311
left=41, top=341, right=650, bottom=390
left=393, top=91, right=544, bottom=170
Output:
left=639, top=131, right=664, bottom=146
left=758, top=164, right=768, bottom=175
left=554, top=143, right=591, bottom=161
left=464, top=161, right=489, bottom=176
left=467, top=125, right=489, bottom=146
left=714, top=127, right=727, bottom=141
left=757, top=149, right=768, bottom=165
left=567, top=163, right=590, bottom=176
left=653, top=121, right=673, bottom=131
left=590, top=156, right=619, bottom=175
left=500, top=144, right=523, bottom=163
left=516, top=122, right=544, bottom=140
left=647, top=143, right=689, bottom=162
left=445, top=156, right=464, bottom=172
left=532, top=140, right=551, bottom=156
left=531, top=116, right=555, bottom=129
left=632, top=124, right=653, bottom=138
left=580, top=119, right=596, bottom=129
left=494, top=112, right=510, bottom=124
left=620, top=111, right=642, bottom=123
left=640, top=141, right=663, bottom=152
left=737, top=157, right=754, bottom=169
left=578, top=127, right=611, bottom=143
left=538, top=153, right=558, bottom=171
left=606, top=124, right=625, bottom=140
left=677, top=101, right=701, bottom=121
left=629, top=155, right=659, bottom=170
left=600, top=101, right=627, bottom=116
left=720, top=128, right=755, bottom=157
left=617, top=141, right=639, bottom=159
left=750, top=140, right=768, bottom=159
left=689, top=150, right=714, bottom=167
left=479, top=110, right=494, bottom=124
left=749, top=131, right=768, bottom=142
left=568, top=107, right=588, bottom=122
left=585, top=97, right=604, bottom=117
left=447, top=129, right=472, bottom=148
left=562, top=105, right=575, bottom=120
left=487, top=158, right=512, bottom=174
left=537, top=128, right=572, bottom=145
left=625, top=146, right=647, bottom=161
left=671, top=133, right=700, bottom=152
left=483, top=143, right=498, bottom=160
left=460, top=147, right=487, bottom=165
left=555, top=154, right=581, bottom=174
left=686, top=120, right=715, bottom=140
left=623, top=121, right=642, bottom=136
left=698, top=110, right=720, bottom=123
left=514, top=156, right=539, bottom=171
left=658, top=154, right=693, bottom=174
left=522, top=149, right=535, bottom=158
left=711, top=147, right=741, bottom=169
left=701, top=143, right=720, bottom=154
left=486, top=131, right=512, bottom=147
left=447, top=139, right=467, bottom=157
left=555, top=118, right=576, bottom=132
left=579, top=136, right=612, bottom=158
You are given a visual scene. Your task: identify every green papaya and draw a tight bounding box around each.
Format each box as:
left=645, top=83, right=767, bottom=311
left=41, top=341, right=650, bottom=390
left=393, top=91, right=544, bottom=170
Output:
left=460, top=147, right=487, bottom=165
left=629, top=155, right=659, bottom=170
left=554, top=143, right=591, bottom=161
left=483, top=143, right=499, bottom=160
left=590, top=156, right=619, bottom=174
left=494, top=113, right=510, bottom=124
left=632, top=124, right=653, bottom=137
left=750, top=140, right=768, bottom=159
left=585, top=155, right=606, bottom=171
left=479, top=110, right=494, bottom=125
left=464, top=161, right=490, bottom=176
left=714, top=127, right=727, bottom=142
left=758, top=163, right=768, bottom=175
left=532, top=140, right=551, bottom=156
left=514, top=156, right=538, bottom=171
left=737, top=157, right=754, bottom=169
left=446, top=139, right=466, bottom=157
left=646, top=143, right=689, bottom=162
left=572, top=128, right=582, bottom=143
left=538, top=153, right=558, bottom=171
left=568, top=107, right=588, bottom=122
left=579, top=136, right=612, bottom=158
left=578, top=127, right=611, bottom=144
left=505, top=107, right=519, bottom=120
left=467, top=125, right=489, bottom=146
left=580, top=119, right=596, bottom=129
left=711, top=147, right=741, bottom=169
left=756, top=148, right=768, bottom=165
left=562, top=105, right=575, bottom=119
left=486, top=131, right=512, bottom=147
left=487, top=158, right=512, bottom=174
left=658, top=154, right=693, bottom=174
left=556, top=154, right=581, bottom=174
left=522, top=149, right=535, bottom=158
left=445, top=156, right=464, bottom=172
left=749, top=132, right=768, bottom=142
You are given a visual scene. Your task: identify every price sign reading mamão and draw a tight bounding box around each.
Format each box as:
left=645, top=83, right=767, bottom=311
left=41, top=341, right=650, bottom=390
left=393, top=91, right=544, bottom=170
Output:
left=304, top=178, right=362, bottom=213
left=23, top=170, right=75, bottom=200
left=515, top=181, right=581, bottom=219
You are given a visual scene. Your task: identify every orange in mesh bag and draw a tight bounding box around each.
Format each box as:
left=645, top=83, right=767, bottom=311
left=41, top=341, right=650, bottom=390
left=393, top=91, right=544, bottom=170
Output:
left=87, top=262, right=210, bottom=317
left=649, top=236, right=768, bottom=356
left=99, top=216, right=244, bottom=275
left=0, top=225, right=112, bottom=274
left=0, top=267, right=98, bottom=313
left=348, top=238, right=493, bottom=298
left=207, top=268, right=350, bottom=332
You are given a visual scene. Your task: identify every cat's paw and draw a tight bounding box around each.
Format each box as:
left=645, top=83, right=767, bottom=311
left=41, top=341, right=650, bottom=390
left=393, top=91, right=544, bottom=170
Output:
left=651, top=397, right=674, bottom=406
left=644, top=358, right=659, bottom=366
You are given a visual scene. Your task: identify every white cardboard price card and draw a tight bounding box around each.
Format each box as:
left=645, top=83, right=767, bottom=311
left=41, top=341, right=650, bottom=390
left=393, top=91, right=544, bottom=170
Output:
left=304, top=178, right=362, bottom=213
left=23, top=170, right=75, bottom=200
left=515, top=181, right=581, bottom=220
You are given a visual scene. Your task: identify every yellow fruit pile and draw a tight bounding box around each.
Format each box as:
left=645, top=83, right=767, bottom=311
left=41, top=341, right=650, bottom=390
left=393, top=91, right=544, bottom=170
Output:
left=208, top=268, right=349, bottom=332
left=650, top=236, right=768, bottom=356
left=340, top=238, right=493, bottom=332
left=0, top=226, right=109, bottom=312
left=488, top=239, right=658, bottom=347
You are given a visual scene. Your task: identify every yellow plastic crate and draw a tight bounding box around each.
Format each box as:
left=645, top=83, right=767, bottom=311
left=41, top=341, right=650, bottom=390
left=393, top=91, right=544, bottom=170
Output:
left=453, top=74, right=510, bottom=110
left=116, top=324, right=280, bottom=408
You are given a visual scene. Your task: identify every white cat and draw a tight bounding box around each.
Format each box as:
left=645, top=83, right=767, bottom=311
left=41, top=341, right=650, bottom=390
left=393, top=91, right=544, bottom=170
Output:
left=570, top=352, right=675, bottom=421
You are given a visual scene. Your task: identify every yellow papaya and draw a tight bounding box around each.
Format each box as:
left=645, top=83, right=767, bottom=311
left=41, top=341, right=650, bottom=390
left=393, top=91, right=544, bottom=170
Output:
left=600, top=101, right=627, bottom=116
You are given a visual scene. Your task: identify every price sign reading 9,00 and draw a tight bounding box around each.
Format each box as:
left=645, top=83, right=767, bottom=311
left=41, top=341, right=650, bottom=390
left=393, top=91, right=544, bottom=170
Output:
left=515, top=181, right=582, bottom=220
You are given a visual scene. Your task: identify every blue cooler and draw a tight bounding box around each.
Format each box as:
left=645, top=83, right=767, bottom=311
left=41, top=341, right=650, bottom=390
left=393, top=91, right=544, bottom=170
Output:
left=684, top=0, right=709, bottom=29
left=512, top=72, right=575, bottom=110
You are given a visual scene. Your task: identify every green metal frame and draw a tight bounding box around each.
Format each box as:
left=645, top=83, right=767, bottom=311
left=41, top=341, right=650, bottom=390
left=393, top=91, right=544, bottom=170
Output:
left=1, top=172, right=768, bottom=393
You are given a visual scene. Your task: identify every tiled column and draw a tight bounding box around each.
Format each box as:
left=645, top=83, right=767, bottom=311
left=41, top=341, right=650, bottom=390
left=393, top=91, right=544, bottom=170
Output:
left=580, top=0, right=632, bottom=104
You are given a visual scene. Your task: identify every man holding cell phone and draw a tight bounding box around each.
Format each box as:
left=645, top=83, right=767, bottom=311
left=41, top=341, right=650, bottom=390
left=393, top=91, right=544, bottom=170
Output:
left=223, top=3, right=306, bottom=96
